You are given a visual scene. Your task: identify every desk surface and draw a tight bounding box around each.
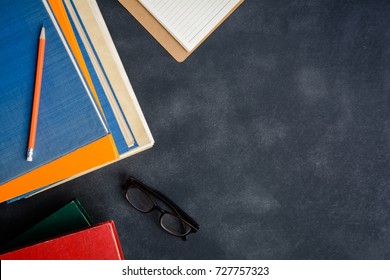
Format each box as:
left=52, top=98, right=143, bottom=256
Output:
left=1, top=0, right=390, bottom=259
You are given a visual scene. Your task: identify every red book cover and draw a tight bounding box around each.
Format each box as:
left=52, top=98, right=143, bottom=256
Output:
left=0, top=220, right=124, bottom=260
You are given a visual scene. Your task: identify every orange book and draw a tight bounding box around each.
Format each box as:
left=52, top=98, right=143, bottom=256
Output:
left=0, top=135, right=117, bottom=203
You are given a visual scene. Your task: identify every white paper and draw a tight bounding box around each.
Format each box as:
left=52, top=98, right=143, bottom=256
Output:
left=139, top=0, right=241, bottom=51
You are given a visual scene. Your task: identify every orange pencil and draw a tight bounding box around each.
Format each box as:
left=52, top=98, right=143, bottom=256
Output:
left=27, top=26, right=46, bottom=162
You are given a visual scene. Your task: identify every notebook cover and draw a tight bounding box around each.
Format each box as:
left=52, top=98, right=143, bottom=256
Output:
left=0, top=221, right=124, bottom=260
left=3, top=199, right=92, bottom=251
left=118, top=0, right=245, bottom=62
left=0, top=0, right=109, bottom=185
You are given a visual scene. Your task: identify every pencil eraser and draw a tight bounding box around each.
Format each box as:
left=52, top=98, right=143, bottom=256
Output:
left=27, top=148, right=34, bottom=162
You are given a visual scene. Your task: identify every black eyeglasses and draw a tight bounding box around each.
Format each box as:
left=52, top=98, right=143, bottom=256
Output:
left=124, top=176, right=199, bottom=240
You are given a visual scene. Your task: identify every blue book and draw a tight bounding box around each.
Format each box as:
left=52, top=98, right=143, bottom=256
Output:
left=62, top=0, right=137, bottom=155
left=0, top=0, right=109, bottom=185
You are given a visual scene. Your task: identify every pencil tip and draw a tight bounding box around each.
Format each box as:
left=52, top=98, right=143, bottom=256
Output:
left=40, top=26, right=45, bottom=39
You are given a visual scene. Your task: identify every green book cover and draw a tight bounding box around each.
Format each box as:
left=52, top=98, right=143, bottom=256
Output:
left=5, top=199, right=92, bottom=250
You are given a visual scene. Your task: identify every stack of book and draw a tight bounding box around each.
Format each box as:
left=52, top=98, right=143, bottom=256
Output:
left=0, top=0, right=154, bottom=203
left=0, top=199, right=124, bottom=259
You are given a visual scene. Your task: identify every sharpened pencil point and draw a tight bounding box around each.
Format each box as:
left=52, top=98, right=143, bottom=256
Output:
left=40, top=26, right=45, bottom=40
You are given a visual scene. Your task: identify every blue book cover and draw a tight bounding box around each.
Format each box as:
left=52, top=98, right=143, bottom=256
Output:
left=63, top=0, right=136, bottom=155
left=0, top=0, right=109, bottom=185
left=63, top=0, right=138, bottom=155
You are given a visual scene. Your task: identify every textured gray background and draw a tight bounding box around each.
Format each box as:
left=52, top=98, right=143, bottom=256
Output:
left=1, top=0, right=390, bottom=259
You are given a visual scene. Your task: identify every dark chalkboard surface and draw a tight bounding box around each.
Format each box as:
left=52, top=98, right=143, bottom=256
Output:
left=0, top=0, right=389, bottom=259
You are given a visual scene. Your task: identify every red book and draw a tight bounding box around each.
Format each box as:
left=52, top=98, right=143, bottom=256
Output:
left=0, top=220, right=124, bottom=260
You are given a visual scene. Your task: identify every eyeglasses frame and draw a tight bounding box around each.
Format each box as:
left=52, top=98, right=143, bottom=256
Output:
left=124, top=176, right=199, bottom=240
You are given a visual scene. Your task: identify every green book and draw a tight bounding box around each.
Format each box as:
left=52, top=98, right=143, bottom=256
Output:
left=4, top=199, right=92, bottom=251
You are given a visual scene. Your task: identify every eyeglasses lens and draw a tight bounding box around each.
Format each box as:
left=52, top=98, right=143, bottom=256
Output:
left=160, top=213, right=191, bottom=236
left=126, top=187, right=155, bottom=213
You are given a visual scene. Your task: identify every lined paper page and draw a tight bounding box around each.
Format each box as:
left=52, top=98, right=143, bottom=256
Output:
left=139, top=0, right=241, bottom=52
